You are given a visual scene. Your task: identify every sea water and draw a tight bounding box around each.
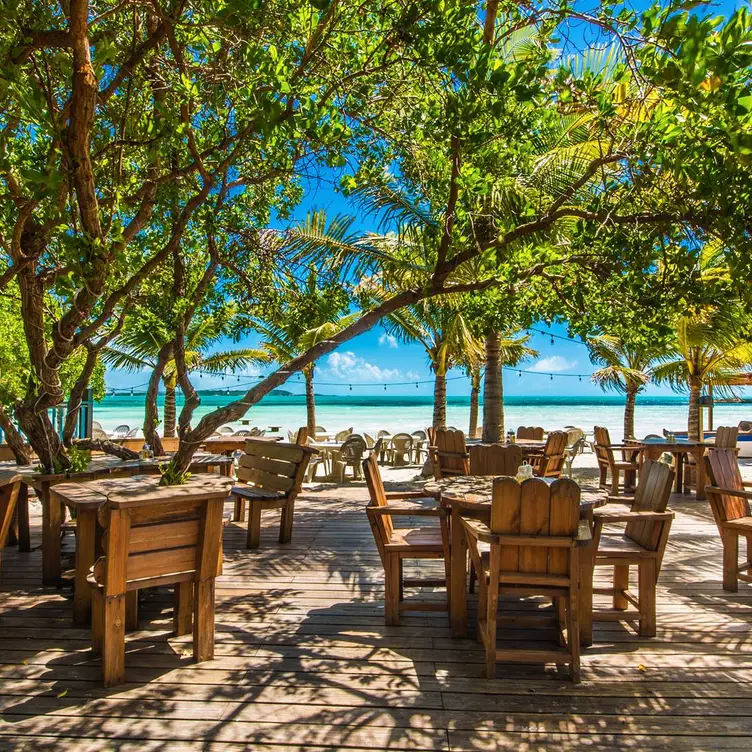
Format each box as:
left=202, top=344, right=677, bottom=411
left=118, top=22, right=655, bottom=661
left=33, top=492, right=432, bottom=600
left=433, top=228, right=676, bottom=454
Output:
left=93, top=393, right=752, bottom=443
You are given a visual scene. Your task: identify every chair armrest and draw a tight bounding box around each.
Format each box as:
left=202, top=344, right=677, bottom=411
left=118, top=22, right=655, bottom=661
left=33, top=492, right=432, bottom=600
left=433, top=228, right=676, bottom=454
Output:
left=594, top=508, right=675, bottom=522
left=385, top=491, right=436, bottom=500
left=605, top=495, right=636, bottom=504
left=367, top=505, right=447, bottom=517
left=461, top=516, right=492, bottom=542
left=460, top=517, right=576, bottom=547
left=576, top=519, right=592, bottom=545
left=705, top=485, right=752, bottom=500
left=743, top=481, right=752, bottom=488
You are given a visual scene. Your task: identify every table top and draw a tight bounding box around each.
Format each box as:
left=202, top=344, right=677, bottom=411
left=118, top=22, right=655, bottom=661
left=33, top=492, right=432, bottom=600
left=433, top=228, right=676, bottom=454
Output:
left=637, top=438, right=706, bottom=450
left=465, top=438, right=545, bottom=449
left=50, top=473, right=233, bottom=510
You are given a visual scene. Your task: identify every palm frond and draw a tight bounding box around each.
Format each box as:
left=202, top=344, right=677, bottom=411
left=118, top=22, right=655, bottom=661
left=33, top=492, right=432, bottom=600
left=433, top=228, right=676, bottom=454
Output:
left=100, top=347, right=154, bottom=372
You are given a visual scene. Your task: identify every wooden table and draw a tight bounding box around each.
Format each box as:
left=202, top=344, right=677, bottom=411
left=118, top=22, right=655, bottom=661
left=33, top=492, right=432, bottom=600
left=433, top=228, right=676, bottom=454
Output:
left=5, top=454, right=232, bottom=586
left=202, top=435, right=280, bottom=455
left=636, top=439, right=708, bottom=499
left=424, top=475, right=601, bottom=643
left=51, top=474, right=232, bottom=626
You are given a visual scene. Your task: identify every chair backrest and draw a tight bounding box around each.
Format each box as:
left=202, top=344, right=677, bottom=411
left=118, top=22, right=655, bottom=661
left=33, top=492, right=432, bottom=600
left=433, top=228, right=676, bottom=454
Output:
left=469, top=444, right=523, bottom=476
left=391, top=433, right=413, bottom=453
left=113, top=425, right=130, bottom=436
left=537, top=431, right=569, bottom=478
left=295, top=427, right=309, bottom=445
left=705, top=448, right=749, bottom=523
left=315, top=425, right=326, bottom=432
left=362, top=453, right=392, bottom=554
left=335, top=428, right=353, bottom=442
left=0, top=472, right=22, bottom=557
left=233, top=429, right=251, bottom=436
left=434, top=428, right=469, bottom=479
left=92, top=427, right=109, bottom=441
left=287, top=430, right=295, bottom=442
left=218, top=425, right=234, bottom=434
left=643, top=434, right=662, bottom=440
left=249, top=427, right=266, bottom=437
left=715, top=426, right=739, bottom=449
left=490, top=477, right=580, bottom=579
left=363, top=433, right=375, bottom=448
left=412, top=430, right=427, bottom=440
left=738, top=420, right=752, bottom=433
left=593, top=425, right=614, bottom=466
left=517, top=426, right=544, bottom=440
left=566, top=428, right=584, bottom=447
left=624, top=458, right=675, bottom=551
left=372, top=437, right=385, bottom=458
left=92, top=479, right=229, bottom=595
left=236, top=439, right=316, bottom=499
left=340, top=436, right=367, bottom=462
left=377, top=430, right=389, bottom=438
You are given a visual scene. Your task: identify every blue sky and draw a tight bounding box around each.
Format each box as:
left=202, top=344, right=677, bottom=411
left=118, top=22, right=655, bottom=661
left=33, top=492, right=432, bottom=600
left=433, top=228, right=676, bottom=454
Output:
left=106, top=1, right=750, bottom=399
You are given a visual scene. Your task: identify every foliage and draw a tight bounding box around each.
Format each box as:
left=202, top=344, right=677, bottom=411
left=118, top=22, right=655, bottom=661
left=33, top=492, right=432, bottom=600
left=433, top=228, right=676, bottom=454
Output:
left=66, top=446, right=92, bottom=474
left=158, top=462, right=192, bottom=487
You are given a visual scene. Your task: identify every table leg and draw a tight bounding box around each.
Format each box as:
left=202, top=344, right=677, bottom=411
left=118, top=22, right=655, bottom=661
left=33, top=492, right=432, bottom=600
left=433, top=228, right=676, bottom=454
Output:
left=41, top=483, right=62, bottom=586
left=450, top=505, right=468, bottom=638
left=220, top=462, right=232, bottom=478
left=674, top=452, right=683, bottom=493
left=694, top=448, right=707, bottom=500
left=17, top=484, right=30, bottom=552
left=74, top=508, right=97, bottom=625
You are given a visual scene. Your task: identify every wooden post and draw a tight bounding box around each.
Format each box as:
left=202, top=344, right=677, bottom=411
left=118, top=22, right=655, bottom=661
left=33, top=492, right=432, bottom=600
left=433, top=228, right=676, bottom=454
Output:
left=73, top=508, right=97, bottom=625
left=41, top=482, right=62, bottom=586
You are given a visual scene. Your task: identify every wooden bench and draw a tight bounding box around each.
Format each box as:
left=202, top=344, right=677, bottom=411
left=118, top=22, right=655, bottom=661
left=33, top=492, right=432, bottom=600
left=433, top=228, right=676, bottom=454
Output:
left=85, top=475, right=231, bottom=686
left=232, top=438, right=317, bottom=549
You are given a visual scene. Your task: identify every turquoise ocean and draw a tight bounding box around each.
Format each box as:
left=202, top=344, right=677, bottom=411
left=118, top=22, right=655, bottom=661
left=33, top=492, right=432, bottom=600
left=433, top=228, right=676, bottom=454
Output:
left=93, top=393, right=752, bottom=443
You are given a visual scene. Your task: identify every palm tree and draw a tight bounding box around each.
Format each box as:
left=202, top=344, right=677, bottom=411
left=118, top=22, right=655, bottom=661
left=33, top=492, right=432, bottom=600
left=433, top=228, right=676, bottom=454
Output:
left=103, top=317, right=258, bottom=437
left=588, top=335, right=663, bottom=440
left=461, top=353, right=484, bottom=439
left=481, top=331, right=537, bottom=443
left=652, top=309, right=752, bottom=440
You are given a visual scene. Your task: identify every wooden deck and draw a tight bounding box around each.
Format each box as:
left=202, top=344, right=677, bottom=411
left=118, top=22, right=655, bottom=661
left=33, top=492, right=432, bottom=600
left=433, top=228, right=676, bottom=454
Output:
left=2, top=471, right=752, bottom=750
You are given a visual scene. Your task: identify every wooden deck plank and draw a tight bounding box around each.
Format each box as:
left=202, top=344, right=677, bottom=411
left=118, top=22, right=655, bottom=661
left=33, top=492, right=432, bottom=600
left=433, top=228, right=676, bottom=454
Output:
left=2, top=477, right=752, bottom=748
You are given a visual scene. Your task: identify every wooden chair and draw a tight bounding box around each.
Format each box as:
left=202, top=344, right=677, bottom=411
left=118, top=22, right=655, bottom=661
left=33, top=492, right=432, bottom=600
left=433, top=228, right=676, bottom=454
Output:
left=88, top=481, right=229, bottom=686
left=431, top=428, right=469, bottom=480
left=232, top=438, right=317, bottom=548
left=530, top=431, right=568, bottom=478
left=363, top=453, right=449, bottom=625
left=469, top=444, right=523, bottom=476
left=517, top=426, right=544, bottom=440
left=0, top=472, right=22, bottom=573
left=705, top=449, right=752, bottom=592
left=683, top=426, right=738, bottom=494
left=593, top=426, right=640, bottom=495
left=588, top=459, right=675, bottom=639
left=463, top=477, right=585, bottom=681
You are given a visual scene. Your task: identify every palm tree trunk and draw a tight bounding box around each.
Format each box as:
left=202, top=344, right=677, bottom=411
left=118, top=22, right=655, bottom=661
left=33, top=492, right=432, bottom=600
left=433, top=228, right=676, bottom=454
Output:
left=468, top=367, right=481, bottom=439
left=482, top=332, right=504, bottom=443
left=688, top=378, right=702, bottom=441
left=163, top=377, right=177, bottom=438
left=433, top=368, right=447, bottom=429
left=305, top=365, right=316, bottom=437
left=624, top=387, right=637, bottom=441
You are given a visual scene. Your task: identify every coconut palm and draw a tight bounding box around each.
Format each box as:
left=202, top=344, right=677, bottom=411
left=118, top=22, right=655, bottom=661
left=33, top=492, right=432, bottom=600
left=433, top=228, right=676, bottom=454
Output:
left=652, top=309, right=752, bottom=440
left=103, top=317, right=258, bottom=437
left=588, top=335, right=663, bottom=440
left=481, top=332, right=537, bottom=443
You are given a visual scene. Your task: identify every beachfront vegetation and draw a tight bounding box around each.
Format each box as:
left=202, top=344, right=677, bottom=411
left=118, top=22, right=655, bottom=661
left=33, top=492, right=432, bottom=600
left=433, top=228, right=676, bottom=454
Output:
left=1, top=2, right=751, bottom=475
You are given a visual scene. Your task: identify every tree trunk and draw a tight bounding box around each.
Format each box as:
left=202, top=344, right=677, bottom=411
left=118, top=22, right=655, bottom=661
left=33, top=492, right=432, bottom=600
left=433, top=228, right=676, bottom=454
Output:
left=623, top=387, right=637, bottom=441
left=63, top=345, right=98, bottom=446
left=688, top=378, right=702, bottom=441
left=163, top=377, right=177, bottom=438
left=432, top=368, right=447, bottom=430
left=0, top=405, right=30, bottom=464
left=482, top=332, right=504, bottom=443
left=305, top=365, right=316, bottom=437
left=144, top=344, right=172, bottom=456
left=15, top=403, right=65, bottom=472
left=468, top=367, right=481, bottom=439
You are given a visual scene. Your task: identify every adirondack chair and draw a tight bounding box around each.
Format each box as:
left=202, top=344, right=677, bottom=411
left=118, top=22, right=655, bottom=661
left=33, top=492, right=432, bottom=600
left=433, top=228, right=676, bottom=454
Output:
left=431, top=428, right=469, bottom=480
left=516, top=426, right=544, bottom=440
left=593, top=426, right=640, bottom=494
left=705, top=448, right=752, bottom=592
left=363, top=454, right=449, bottom=625
left=88, top=480, right=230, bottom=686
left=530, top=431, right=569, bottom=478
left=588, top=459, right=675, bottom=640
left=683, top=426, right=738, bottom=494
left=232, top=438, right=317, bottom=548
left=0, top=472, right=22, bottom=573
left=468, top=444, right=523, bottom=476
left=463, top=477, right=585, bottom=681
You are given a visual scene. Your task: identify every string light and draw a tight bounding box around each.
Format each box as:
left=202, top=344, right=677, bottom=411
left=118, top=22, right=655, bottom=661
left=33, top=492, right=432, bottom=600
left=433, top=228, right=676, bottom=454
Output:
left=550, top=335, right=555, bottom=346
left=384, top=384, right=387, bottom=391
left=415, top=382, right=419, bottom=389
left=349, top=384, right=352, bottom=391
left=549, top=374, right=553, bottom=381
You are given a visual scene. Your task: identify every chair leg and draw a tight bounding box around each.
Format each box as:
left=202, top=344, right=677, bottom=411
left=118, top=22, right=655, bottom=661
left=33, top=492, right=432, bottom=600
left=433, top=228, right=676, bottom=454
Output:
left=173, top=581, right=193, bottom=636
left=722, top=531, right=739, bottom=593
left=613, top=565, right=629, bottom=610
left=611, top=468, right=620, bottom=496
left=638, top=559, right=657, bottom=637
left=567, top=587, right=581, bottom=684
left=599, top=465, right=607, bottom=488
left=125, top=590, right=139, bottom=630
left=91, top=587, right=104, bottom=656
left=279, top=499, right=295, bottom=544
left=555, top=597, right=567, bottom=646
left=384, top=554, right=400, bottom=626
left=233, top=496, right=246, bottom=522
left=193, top=579, right=216, bottom=663
left=398, top=559, right=404, bottom=602
left=485, top=549, right=500, bottom=679
left=246, top=503, right=262, bottom=549
left=102, top=595, right=126, bottom=687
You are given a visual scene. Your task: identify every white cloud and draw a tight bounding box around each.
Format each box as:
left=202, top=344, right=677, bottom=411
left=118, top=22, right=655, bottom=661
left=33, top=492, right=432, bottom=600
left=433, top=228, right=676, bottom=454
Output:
left=378, top=333, right=399, bottom=349
left=324, top=351, right=404, bottom=382
left=529, top=356, right=576, bottom=373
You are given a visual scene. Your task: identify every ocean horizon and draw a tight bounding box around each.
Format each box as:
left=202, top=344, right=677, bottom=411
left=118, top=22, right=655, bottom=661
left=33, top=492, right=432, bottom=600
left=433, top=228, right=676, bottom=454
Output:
left=94, top=393, right=752, bottom=443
